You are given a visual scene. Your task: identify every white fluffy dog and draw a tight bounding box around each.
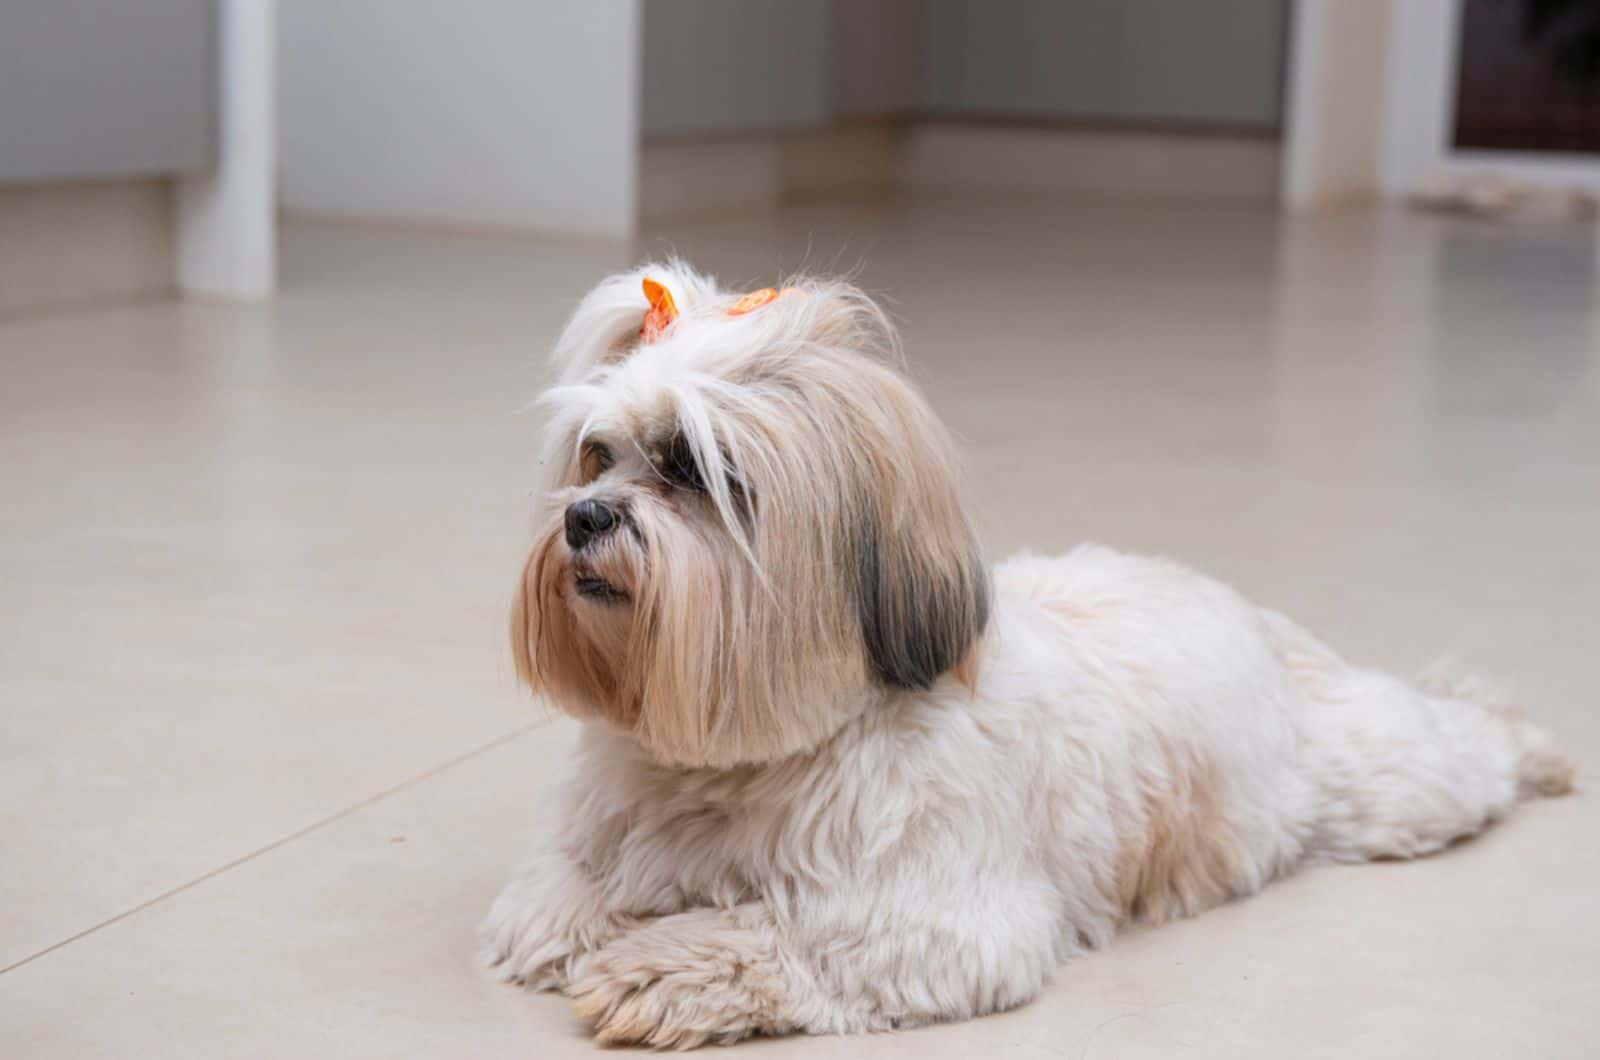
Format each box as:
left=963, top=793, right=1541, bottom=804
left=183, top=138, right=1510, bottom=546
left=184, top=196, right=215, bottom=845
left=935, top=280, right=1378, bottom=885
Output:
left=482, top=263, right=1574, bottom=1048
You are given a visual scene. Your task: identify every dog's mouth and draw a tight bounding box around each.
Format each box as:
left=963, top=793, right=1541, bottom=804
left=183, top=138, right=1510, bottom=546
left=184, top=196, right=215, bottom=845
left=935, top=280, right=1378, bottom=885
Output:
left=573, top=572, right=629, bottom=604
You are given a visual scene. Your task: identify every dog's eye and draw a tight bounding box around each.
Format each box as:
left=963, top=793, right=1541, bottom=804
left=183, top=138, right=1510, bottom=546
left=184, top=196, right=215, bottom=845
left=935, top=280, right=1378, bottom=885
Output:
left=660, top=433, right=747, bottom=500
left=580, top=441, right=613, bottom=482
left=660, top=434, right=706, bottom=492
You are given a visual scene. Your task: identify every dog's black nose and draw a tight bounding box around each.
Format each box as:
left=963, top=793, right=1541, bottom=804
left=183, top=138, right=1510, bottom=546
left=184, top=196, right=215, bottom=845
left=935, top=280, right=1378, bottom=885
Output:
left=565, top=499, right=617, bottom=550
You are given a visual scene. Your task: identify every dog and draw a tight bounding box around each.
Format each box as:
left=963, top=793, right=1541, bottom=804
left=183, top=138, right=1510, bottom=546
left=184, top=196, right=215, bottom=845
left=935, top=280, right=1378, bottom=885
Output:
left=482, top=262, right=1575, bottom=1048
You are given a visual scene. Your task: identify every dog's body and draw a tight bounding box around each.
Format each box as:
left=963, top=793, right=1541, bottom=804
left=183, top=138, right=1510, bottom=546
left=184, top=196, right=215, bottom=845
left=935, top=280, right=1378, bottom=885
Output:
left=484, top=264, right=1573, bottom=1047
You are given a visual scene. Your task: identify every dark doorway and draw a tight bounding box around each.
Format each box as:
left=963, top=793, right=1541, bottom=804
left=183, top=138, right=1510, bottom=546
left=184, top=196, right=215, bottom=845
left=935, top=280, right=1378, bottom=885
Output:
left=1454, top=0, right=1600, bottom=153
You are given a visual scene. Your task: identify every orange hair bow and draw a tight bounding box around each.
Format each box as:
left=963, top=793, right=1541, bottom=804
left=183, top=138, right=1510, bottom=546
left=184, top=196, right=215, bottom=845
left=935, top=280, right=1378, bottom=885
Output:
left=639, top=279, right=799, bottom=344
left=640, top=277, right=678, bottom=343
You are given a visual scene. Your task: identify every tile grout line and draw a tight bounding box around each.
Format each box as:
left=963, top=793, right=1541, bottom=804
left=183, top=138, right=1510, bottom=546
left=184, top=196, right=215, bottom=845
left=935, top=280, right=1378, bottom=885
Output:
left=0, top=720, right=546, bottom=977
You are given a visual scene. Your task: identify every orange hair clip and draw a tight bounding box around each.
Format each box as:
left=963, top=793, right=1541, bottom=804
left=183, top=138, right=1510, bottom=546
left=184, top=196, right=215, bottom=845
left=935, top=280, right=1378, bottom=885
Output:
left=639, top=277, right=678, bottom=343
left=726, top=286, right=798, bottom=317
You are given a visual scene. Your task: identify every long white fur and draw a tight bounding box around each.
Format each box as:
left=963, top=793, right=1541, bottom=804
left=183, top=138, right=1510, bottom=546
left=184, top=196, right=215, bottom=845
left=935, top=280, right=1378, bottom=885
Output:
left=484, top=262, right=1575, bottom=1049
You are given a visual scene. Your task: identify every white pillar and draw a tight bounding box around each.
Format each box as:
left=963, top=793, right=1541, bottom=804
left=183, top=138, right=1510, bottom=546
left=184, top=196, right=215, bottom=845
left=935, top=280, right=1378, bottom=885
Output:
left=1281, top=0, right=1395, bottom=211
left=177, top=0, right=275, bottom=298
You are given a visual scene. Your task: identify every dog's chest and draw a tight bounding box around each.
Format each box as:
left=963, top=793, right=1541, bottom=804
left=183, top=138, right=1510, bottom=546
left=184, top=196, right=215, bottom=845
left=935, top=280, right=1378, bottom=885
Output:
left=606, top=737, right=928, bottom=907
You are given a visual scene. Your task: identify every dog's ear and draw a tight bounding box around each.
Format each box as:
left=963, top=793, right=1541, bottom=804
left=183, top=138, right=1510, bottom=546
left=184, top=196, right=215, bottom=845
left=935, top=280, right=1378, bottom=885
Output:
left=855, top=502, right=989, bottom=690
left=839, top=358, right=989, bottom=691
left=757, top=281, right=987, bottom=692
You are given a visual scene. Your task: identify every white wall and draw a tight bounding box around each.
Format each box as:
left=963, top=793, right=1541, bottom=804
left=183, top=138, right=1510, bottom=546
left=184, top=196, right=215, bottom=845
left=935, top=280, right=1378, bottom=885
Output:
left=925, top=0, right=1287, bottom=129
left=832, top=0, right=925, bottom=119
left=639, top=0, right=924, bottom=137
left=640, top=0, right=830, bottom=138
left=279, top=0, right=639, bottom=237
left=642, top=0, right=1288, bottom=138
left=0, top=0, right=213, bottom=183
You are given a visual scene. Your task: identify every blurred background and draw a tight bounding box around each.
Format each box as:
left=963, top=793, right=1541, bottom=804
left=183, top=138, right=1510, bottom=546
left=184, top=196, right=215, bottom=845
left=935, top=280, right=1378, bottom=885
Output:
left=4, top=3, right=1598, bottom=1058
left=7, top=0, right=1600, bottom=301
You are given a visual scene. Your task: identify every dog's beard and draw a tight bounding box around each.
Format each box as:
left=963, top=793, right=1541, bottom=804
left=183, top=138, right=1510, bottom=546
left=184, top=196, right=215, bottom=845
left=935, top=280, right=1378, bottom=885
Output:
left=512, top=498, right=739, bottom=762
left=512, top=518, right=641, bottom=733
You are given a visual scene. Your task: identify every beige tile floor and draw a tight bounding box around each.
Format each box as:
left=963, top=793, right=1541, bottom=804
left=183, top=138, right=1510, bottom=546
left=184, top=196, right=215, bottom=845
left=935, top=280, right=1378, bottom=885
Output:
left=3, top=197, right=1597, bottom=1057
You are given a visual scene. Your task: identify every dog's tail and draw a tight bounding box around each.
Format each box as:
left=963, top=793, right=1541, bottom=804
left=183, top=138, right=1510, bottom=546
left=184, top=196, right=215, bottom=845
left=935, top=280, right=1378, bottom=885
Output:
left=1265, top=610, right=1576, bottom=863
left=1415, top=657, right=1575, bottom=800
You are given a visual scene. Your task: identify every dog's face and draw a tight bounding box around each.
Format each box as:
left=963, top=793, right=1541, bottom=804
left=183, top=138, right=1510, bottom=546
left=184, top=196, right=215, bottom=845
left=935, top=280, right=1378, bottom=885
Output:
left=513, top=264, right=988, bottom=768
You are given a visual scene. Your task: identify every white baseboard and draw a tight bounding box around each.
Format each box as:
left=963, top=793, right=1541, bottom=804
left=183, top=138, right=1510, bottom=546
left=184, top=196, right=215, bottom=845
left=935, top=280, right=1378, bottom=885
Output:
left=640, top=123, right=900, bottom=222
left=780, top=124, right=900, bottom=199
left=900, top=123, right=1280, bottom=200
left=640, top=121, right=1280, bottom=221
left=0, top=179, right=174, bottom=315
left=639, top=138, right=784, bottom=222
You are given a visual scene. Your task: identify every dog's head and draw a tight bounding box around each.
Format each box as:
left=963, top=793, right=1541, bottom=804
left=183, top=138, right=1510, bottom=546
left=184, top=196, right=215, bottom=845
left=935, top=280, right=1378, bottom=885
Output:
left=513, top=263, right=988, bottom=767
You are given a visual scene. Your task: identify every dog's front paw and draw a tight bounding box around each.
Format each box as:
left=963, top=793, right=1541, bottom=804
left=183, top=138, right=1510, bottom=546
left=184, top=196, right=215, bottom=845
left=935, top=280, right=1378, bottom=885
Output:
left=568, top=908, right=789, bottom=1049
left=478, top=882, right=582, bottom=991
left=479, top=860, right=635, bottom=992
